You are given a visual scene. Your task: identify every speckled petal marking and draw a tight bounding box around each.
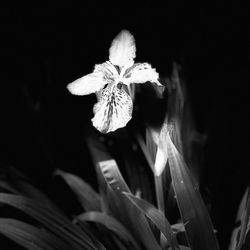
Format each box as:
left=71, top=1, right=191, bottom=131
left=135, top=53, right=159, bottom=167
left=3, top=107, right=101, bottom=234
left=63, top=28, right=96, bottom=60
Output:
left=91, top=85, right=133, bottom=133
left=94, top=61, right=118, bottom=84
left=123, top=62, right=161, bottom=85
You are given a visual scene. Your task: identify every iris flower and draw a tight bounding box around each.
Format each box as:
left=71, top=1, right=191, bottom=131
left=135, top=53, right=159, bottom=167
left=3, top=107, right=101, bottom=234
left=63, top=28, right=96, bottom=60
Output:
left=67, top=30, right=161, bottom=133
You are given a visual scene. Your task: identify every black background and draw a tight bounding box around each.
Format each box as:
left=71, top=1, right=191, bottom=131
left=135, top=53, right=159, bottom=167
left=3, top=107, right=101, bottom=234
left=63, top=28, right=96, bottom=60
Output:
left=1, top=2, right=249, bottom=249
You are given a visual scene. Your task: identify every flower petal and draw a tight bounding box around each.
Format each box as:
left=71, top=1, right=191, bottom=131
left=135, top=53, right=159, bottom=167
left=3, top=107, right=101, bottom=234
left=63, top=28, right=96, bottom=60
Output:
left=109, top=30, right=136, bottom=69
left=67, top=62, right=117, bottom=96
left=91, top=85, right=133, bottom=133
left=67, top=71, right=107, bottom=95
left=94, top=61, right=118, bottom=81
left=123, top=63, right=161, bottom=86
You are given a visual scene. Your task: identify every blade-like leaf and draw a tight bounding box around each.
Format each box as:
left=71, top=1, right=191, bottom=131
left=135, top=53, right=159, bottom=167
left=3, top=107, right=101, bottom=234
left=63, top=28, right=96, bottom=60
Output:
left=154, top=123, right=169, bottom=176
left=54, top=169, right=101, bottom=211
left=166, top=133, right=220, bottom=250
left=171, top=222, right=185, bottom=234
left=179, top=246, right=191, bottom=250
left=228, top=228, right=240, bottom=250
left=236, top=188, right=250, bottom=223
left=235, top=187, right=250, bottom=250
left=0, top=193, right=99, bottom=250
left=243, top=231, right=250, bottom=250
left=145, top=127, right=158, bottom=163
left=98, top=159, right=161, bottom=250
left=0, top=218, right=70, bottom=250
left=0, top=165, right=29, bottom=180
left=99, top=159, right=131, bottom=193
left=111, top=234, right=131, bottom=250
left=77, top=211, right=140, bottom=250
left=134, top=131, right=155, bottom=173
left=123, top=192, right=178, bottom=249
left=229, top=189, right=250, bottom=250
left=0, top=180, right=64, bottom=215
left=0, top=165, right=63, bottom=214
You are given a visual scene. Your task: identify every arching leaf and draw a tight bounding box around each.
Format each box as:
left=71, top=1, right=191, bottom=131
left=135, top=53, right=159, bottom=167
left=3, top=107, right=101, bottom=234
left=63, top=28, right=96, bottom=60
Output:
left=166, top=134, right=220, bottom=250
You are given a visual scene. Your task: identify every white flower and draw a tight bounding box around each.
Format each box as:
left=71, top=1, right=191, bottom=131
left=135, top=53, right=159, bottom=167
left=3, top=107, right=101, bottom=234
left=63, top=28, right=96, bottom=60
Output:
left=67, top=30, right=161, bottom=133
left=151, top=124, right=169, bottom=176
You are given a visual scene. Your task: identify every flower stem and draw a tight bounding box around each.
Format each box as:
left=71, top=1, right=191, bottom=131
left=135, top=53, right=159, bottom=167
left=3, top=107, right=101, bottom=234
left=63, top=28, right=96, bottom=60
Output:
left=154, top=175, right=165, bottom=213
left=155, top=174, right=167, bottom=248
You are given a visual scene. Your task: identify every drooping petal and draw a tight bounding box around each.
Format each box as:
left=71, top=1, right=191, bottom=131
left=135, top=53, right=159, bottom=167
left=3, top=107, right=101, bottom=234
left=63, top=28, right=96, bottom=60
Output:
left=67, top=62, right=118, bottom=96
left=123, top=63, right=161, bottom=86
left=109, top=30, right=136, bottom=69
left=91, top=85, right=133, bottom=133
left=67, top=71, right=107, bottom=95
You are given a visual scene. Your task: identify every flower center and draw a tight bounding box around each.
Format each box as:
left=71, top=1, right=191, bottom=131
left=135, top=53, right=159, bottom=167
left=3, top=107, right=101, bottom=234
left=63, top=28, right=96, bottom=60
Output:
left=117, top=82, right=123, bottom=89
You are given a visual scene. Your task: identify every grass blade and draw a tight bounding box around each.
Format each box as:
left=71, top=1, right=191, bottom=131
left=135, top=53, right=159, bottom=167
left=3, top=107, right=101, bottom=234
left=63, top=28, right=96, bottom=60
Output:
left=154, top=123, right=169, bottom=177
left=0, top=180, right=65, bottom=216
left=54, top=169, right=101, bottom=211
left=0, top=218, right=70, bottom=250
left=235, top=187, right=250, bottom=250
left=99, top=159, right=131, bottom=193
left=166, top=133, right=220, bottom=250
left=123, top=192, right=178, bottom=249
left=134, top=131, right=155, bottom=173
left=77, top=211, right=140, bottom=250
left=0, top=165, right=63, bottom=214
left=0, top=193, right=99, bottom=250
left=98, top=159, right=161, bottom=250
left=229, top=188, right=250, bottom=250
left=179, top=246, right=191, bottom=250
left=145, top=127, right=158, bottom=163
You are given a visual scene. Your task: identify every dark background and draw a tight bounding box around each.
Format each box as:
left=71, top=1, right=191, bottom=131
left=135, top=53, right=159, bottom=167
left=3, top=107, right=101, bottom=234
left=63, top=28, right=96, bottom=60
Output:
left=1, top=2, right=249, bottom=249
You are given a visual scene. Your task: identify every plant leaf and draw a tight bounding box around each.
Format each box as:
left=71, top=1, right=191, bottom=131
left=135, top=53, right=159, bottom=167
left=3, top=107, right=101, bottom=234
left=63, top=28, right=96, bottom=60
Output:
left=0, top=193, right=100, bottom=250
left=166, top=133, right=220, bottom=250
left=154, top=123, right=169, bottom=176
left=0, top=180, right=64, bottom=214
left=77, top=211, right=140, bottom=249
left=123, top=192, right=178, bottom=249
left=179, top=246, right=191, bottom=250
left=98, top=159, right=161, bottom=250
left=134, top=131, right=155, bottom=173
left=145, top=127, right=158, bottom=162
left=99, top=159, right=131, bottom=193
left=0, top=165, right=63, bottom=214
left=234, top=187, right=250, bottom=250
left=0, top=218, right=71, bottom=250
left=54, top=169, right=101, bottom=211
left=171, top=222, right=185, bottom=234
left=228, top=188, right=250, bottom=250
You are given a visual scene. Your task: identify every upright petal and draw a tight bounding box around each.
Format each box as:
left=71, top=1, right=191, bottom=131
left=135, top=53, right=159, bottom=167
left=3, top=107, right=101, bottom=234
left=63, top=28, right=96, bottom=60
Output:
left=123, top=63, right=161, bottom=86
left=109, top=30, right=136, bottom=69
left=91, top=85, right=133, bottom=133
left=67, top=71, right=107, bottom=95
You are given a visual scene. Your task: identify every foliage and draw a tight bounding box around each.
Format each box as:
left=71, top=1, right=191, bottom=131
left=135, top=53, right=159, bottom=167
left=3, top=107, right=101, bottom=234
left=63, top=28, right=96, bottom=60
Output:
left=0, top=63, right=247, bottom=250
